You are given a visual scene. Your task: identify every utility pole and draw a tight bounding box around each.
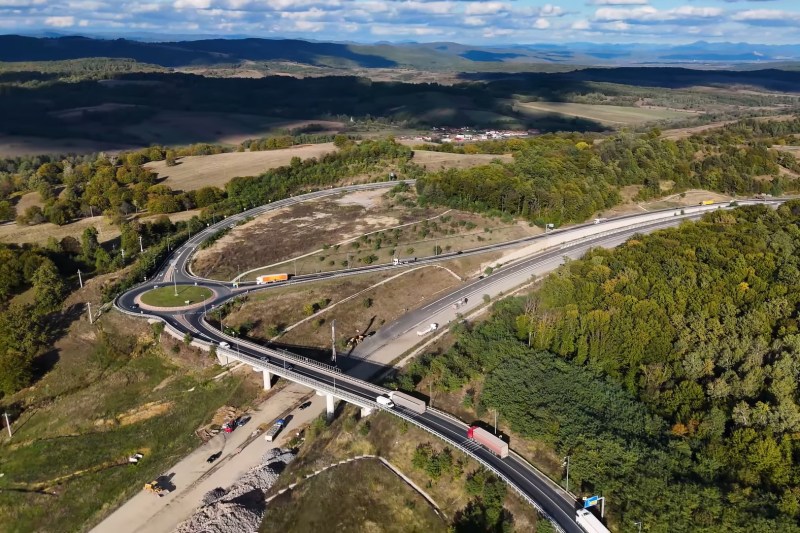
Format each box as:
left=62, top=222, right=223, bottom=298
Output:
left=294, top=259, right=297, bottom=277
left=87, top=302, right=94, bottom=325
left=121, top=248, right=125, bottom=263
left=493, top=408, right=498, bottom=435
left=563, top=456, right=570, bottom=493
left=3, top=412, right=11, bottom=438
left=634, top=521, right=642, bottom=533
left=331, top=319, right=336, bottom=364
left=77, top=269, right=83, bottom=289
left=138, top=235, right=144, bottom=253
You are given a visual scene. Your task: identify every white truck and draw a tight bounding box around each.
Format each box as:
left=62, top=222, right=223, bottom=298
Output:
left=393, top=257, right=417, bottom=266
left=376, top=395, right=395, bottom=408
left=263, top=419, right=286, bottom=442
left=417, top=323, right=439, bottom=336
left=575, top=509, right=610, bottom=533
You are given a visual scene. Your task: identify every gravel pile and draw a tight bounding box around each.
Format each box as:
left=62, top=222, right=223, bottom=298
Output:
left=175, top=448, right=296, bottom=533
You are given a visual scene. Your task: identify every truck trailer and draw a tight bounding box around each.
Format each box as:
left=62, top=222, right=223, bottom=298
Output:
left=575, top=509, right=610, bottom=533
left=263, top=419, right=286, bottom=442
left=256, top=273, right=289, bottom=285
left=467, top=426, right=509, bottom=458
left=388, top=391, right=426, bottom=414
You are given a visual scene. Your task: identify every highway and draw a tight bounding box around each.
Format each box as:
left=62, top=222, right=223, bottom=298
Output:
left=115, top=181, right=786, bottom=532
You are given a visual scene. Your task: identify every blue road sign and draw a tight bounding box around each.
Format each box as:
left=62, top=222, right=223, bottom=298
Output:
left=583, top=496, right=599, bottom=508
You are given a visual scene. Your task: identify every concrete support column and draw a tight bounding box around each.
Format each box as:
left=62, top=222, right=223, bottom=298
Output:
left=263, top=370, right=273, bottom=390
left=216, top=350, right=230, bottom=366
left=360, top=406, right=374, bottom=418
left=326, top=393, right=335, bottom=421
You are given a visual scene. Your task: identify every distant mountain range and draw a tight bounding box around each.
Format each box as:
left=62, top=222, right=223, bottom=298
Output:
left=2, top=35, right=800, bottom=70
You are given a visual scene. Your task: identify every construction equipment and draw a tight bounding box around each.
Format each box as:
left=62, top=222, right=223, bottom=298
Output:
left=144, top=479, right=171, bottom=497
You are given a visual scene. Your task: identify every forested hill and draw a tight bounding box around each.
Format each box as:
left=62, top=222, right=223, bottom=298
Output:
left=399, top=200, right=800, bottom=531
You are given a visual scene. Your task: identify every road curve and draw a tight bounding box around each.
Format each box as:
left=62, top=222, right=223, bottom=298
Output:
left=115, top=181, right=788, bottom=532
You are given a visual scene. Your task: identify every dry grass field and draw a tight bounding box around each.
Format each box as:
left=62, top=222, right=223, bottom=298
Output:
left=411, top=150, right=513, bottom=170
left=0, top=209, right=201, bottom=246
left=145, top=143, right=338, bottom=190
left=518, top=101, right=695, bottom=126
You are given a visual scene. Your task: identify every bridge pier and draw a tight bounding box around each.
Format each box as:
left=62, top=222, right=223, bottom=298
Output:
left=263, top=370, right=273, bottom=390
left=360, top=406, right=374, bottom=418
left=326, top=394, right=335, bottom=421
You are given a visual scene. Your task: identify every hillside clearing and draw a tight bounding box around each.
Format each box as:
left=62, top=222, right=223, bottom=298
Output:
left=518, top=101, right=695, bottom=126
left=411, top=150, right=513, bottom=170
left=145, top=143, right=338, bottom=191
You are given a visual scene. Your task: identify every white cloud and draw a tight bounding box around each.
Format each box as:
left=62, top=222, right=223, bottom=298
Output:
left=128, top=3, right=163, bottom=13
left=590, top=0, right=648, bottom=5
left=534, top=17, right=550, bottom=29
left=45, top=15, right=75, bottom=27
left=78, top=19, right=89, bottom=26
left=464, top=2, right=506, bottom=16
left=463, top=16, right=485, bottom=27
left=0, top=0, right=46, bottom=6
left=292, top=19, right=325, bottom=31
left=173, top=0, right=211, bottom=9
left=731, top=9, right=800, bottom=22
left=571, top=19, right=590, bottom=30
left=595, top=5, right=722, bottom=23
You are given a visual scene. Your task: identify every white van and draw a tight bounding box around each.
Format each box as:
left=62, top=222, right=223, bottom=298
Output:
left=376, top=395, right=395, bottom=408
left=219, top=341, right=230, bottom=349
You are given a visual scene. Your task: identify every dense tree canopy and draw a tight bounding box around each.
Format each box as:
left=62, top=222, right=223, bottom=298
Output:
left=397, top=201, right=800, bottom=532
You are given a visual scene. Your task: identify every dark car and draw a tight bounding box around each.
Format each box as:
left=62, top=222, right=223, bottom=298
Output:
left=207, top=452, right=222, bottom=463
left=237, top=415, right=251, bottom=427
left=299, top=401, right=312, bottom=411
left=286, top=363, right=295, bottom=371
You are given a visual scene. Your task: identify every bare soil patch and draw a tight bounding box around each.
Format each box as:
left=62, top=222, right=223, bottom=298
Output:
left=145, top=143, right=338, bottom=191
left=278, top=266, right=462, bottom=351
left=660, top=120, right=738, bottom=140
left=192, top=189, right=444, bottom=280
left=14, top=191, right=43, bottom=213
left=412, top=150, right=513, bottom=171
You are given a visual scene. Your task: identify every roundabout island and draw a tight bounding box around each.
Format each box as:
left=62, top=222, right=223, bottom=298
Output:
left=138, top=285, right=214, bottom=309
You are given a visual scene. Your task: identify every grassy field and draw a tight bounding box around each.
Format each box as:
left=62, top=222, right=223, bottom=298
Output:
left=0, top=307, right=261, bottom=533
left=411, top=150, right=513, bottom=171
left=517, top=101, right=696, bottom=126
left=193, top=187, right=538, bottom=281
left=0, top=209, right=200, bottom=247
left=145, top=143, right=338, bottom=191
left=263, top=459, right=447, bottom=533
left=140, top=286, right=213, bottom=307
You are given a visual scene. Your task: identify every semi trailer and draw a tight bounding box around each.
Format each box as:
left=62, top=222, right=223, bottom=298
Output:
left=388, top=391, right=426, bottom=414
left=467, top=426, right=508, bottom=458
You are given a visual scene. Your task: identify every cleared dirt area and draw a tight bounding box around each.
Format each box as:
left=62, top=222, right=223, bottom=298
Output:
left=192, top=188, right=445, bottom=280
left=598, top=188, right=736, bottom=219
left=14, top=191, right=43, bottom=213
left=660, top=120, right=738, bottom=140
left=518, top=101, right=695, bottom=126
left=145, top=143, right=338, bottom=191
left=194, top=187, right=538, bottom=281
left=280, top=266, right=462, bottom=351
left=263, top=459, right=447, bottom=533
left=411, top=150, right=513, bottom=170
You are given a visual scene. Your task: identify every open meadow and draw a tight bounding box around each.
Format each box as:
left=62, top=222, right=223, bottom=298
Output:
left=517, top=101, right=696, bottom=126
left=145, top=143, right=339, bottom=191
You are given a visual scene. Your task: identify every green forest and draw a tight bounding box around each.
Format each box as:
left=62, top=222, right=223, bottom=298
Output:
left=397, top=200, right=800, bottom=532
left=417, top=117, right=800, bottom=225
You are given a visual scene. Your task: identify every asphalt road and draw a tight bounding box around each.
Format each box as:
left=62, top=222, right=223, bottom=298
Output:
left=114, top=183, right=787, bottom=532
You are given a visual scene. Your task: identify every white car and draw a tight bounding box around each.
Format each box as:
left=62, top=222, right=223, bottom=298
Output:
left=376, top=395, right=395, bottom=408
left=219, top=341, right=230, bottom=349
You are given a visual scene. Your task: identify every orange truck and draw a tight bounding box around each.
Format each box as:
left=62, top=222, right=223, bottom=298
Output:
left=256, top=273, right=289, bottom=285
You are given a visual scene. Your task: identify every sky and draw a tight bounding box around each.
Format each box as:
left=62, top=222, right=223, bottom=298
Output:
left=2, top=0, right=800, bottom=45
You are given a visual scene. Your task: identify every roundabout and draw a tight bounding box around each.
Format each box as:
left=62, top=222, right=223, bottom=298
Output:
left=138, top=285, right=215, bottom=310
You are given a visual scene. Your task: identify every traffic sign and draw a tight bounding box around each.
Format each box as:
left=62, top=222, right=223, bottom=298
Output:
left=583, top=496, right=599, bottom=508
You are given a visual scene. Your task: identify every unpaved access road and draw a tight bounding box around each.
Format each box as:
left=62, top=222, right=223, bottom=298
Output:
left=90, top=382, right=325, bottom=533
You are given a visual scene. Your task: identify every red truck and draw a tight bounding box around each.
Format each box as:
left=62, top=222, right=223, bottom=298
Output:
left=467, top=426, right=509, bottom=458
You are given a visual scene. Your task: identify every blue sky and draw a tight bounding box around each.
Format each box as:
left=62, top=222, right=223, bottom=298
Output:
left=2, top=0, right=800, bottom=44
